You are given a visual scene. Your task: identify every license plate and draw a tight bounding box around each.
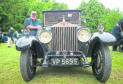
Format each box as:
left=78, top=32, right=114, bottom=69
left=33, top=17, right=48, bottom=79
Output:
left=51, top=58, right=79, bottom=65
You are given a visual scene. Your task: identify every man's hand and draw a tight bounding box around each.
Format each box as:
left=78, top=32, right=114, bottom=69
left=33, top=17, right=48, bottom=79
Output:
left=37, top=25, right=42, bottom=29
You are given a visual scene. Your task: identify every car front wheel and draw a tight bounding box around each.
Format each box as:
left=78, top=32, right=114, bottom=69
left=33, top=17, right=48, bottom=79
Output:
left=91, top=43, right=112, bottom=82
left=20, top=49, right=36, bottom=81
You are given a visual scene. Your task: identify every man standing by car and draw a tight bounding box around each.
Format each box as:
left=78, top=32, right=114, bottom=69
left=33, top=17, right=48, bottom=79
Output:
left=112, top=24, right=120, bottom=51
left=23, top=11, right=42, bottom=36
left=8, top=27, right=13, bottom=48
left=22, top=11, right=43, bottom=66
left=112, top=19, right=123, bottom=51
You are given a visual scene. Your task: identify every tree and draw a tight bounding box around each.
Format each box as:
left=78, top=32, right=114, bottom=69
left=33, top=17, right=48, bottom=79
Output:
left=51, top=2, right=68, bottom=10
left=0, top=7, right=8, bottom=31
left=0, top=0, right=29, bottom=32
left=27, top=1, right=68, bottom=24
left=77, top=0, right=87, bottom=27
left=84, top=0, right=107, bottom=33
left=105, top=9, right=122, bottom=32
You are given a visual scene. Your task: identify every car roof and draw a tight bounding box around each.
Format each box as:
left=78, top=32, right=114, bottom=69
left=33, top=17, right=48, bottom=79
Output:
left=43, top=10, right=81, bottom=13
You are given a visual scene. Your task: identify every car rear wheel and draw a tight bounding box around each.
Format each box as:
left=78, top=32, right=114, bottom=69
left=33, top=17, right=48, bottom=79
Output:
left=91, top=43, right=112, bottom=82
left=20, top=49, right=36, bottom=81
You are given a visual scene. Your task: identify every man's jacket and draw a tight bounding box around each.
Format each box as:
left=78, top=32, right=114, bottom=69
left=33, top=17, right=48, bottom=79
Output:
left=8, top=29, right=13, bottom=38
left=23, top=18, right=41, bottom=36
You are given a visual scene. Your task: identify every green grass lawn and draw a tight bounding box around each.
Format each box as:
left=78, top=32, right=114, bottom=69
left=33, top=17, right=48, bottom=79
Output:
left=0, top=43, right=123, bottom=84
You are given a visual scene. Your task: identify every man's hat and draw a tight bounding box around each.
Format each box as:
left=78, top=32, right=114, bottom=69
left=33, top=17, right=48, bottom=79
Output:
left=31, top=11, right=37, bottom=15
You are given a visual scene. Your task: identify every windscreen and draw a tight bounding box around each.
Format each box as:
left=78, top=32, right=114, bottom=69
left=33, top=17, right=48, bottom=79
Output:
left=43, top=10, right=81, bottom=26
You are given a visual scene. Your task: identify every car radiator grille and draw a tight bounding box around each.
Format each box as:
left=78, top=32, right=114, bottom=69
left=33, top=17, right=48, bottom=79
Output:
left=51, top=27, right=78, bottom=51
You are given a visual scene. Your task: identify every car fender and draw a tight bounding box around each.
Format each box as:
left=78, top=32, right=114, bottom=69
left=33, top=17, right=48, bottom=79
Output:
left=91, top=32, right=116, bottom=45
left=86, top=32, right=116, bottom=57
left=16, top=36, right=44, bottom=58
left=16, top=36, right=36, bottom=50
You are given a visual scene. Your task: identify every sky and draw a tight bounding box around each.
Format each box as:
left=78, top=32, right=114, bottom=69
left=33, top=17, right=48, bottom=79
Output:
left=55, top=0, right=123, bottom=12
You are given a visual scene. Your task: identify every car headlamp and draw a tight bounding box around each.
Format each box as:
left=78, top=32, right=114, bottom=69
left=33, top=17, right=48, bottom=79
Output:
left=78, top=28, right=91, bottom=42
left=38, top=30, right=52, bottom=43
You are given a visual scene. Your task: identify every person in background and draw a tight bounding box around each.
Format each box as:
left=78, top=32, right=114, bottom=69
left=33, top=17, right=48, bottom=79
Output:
left=23, top=11, right=42, bottom=36
left=21, top=29, right=23, bottom=33
left=13, top=31, right=19, bottom=44
left=112, top=24, right=120, bottom=51
left=112, top=19, right=123, bottom=51
left=8, top=27, right=13, bottom=48
left=20, top=29, right=23, bottom=37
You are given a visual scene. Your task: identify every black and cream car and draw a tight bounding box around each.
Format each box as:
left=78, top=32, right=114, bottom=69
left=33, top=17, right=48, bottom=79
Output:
left=16, top=10, right=116, bottom=82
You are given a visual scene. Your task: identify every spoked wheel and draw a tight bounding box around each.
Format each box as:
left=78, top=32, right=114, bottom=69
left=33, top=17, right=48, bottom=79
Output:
left=20, top=49, right=36, bottom=81
left=119, top=41, right=123, bottom=52
left=91, top=43, right=112, bottom=82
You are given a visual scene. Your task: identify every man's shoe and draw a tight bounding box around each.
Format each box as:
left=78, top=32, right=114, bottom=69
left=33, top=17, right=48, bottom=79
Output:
left=112, top=49, right=117, bottom=51
left=8, top=46, right=11, bottom=48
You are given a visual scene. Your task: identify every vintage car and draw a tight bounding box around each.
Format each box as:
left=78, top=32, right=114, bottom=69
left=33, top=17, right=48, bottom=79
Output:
left=16, top=10, right=116, bottom=82
left=1, top=32, right=8, bottom=42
